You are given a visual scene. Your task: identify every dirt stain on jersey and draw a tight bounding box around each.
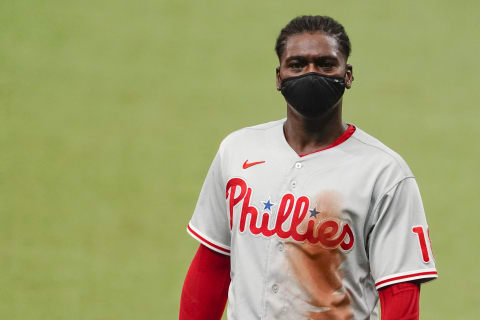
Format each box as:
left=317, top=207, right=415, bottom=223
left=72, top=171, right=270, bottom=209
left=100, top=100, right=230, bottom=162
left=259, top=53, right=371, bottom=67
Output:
left=285, top=191, right=353, bottom=320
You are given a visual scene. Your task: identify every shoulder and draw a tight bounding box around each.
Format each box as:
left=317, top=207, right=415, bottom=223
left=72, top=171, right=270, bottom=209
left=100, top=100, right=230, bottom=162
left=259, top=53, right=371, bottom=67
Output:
left=347, top=126, right=415, bottom=179
left=218, top=119, right=284, bottom=153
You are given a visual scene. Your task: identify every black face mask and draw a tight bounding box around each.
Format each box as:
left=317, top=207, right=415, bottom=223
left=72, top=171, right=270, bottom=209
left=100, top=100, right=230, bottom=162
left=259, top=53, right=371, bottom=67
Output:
left=279, top=72, right=346, bottom=118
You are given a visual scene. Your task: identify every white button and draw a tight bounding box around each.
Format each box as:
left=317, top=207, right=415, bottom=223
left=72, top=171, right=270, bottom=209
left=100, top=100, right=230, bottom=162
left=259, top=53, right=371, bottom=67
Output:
left=295, top=162, right=302, bottom=169
left=291, top=181, right=297, bottom=188
left=272, top=284, right=279, bottom=293
left=278, top=242, right=284, bottom=252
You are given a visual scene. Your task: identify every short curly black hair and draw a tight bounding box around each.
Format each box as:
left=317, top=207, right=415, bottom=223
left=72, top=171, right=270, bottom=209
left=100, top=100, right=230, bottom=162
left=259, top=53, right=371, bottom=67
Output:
left=275, top=15, right=351, bottom=62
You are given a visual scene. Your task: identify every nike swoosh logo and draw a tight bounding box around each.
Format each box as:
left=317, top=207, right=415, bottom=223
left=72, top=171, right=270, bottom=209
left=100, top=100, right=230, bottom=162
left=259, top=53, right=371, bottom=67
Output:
left=243, top=160, right=266, bottom=169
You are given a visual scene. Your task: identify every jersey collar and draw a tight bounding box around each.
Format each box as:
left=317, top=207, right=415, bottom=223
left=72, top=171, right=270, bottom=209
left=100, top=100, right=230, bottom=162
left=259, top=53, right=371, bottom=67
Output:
left=298, top=124, right=356, bottom=157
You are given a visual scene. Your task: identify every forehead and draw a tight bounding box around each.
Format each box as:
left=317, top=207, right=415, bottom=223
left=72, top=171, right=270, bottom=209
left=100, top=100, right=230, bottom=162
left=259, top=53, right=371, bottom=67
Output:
left=282, top=32, right=344, bottom=62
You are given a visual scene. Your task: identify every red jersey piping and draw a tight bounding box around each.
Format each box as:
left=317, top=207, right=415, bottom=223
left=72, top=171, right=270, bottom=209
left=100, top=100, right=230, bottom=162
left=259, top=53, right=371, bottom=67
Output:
left=375, top=271, right=438, bottom=289
left=187, top=224, right=231, bottom=255
left=298, top=124, right=356, bottom=157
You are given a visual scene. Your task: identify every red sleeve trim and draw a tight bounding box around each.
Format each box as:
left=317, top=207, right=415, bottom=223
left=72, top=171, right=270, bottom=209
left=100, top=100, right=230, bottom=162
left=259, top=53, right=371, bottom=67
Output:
left=299, top=124, right=356, bottom=157
left=375, top=269, right=438, bottom=289
left=187, top=224, right=231, bottom=255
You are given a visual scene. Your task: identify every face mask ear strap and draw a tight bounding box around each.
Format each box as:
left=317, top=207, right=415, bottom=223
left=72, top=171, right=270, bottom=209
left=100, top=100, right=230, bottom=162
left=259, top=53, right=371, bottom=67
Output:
left=344, top=65, right=354, bottom=86
left=342, top=74, right=348, bottom=87
left=277, top=69, right=282, bottom=91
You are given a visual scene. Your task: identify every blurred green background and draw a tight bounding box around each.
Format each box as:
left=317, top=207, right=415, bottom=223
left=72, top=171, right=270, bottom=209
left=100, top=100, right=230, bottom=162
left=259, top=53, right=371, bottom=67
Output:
left=1, top=0, right=478, bottom=319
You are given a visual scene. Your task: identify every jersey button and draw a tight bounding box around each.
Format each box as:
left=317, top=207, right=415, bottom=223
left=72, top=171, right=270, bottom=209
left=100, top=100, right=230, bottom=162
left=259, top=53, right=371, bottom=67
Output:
left=295, top=162, right=302, bottom=169
left=271, top=284, right=279, bottom=294
left=291, top=181, right=297, bottom=188
left=277, top=242, right=284, bottom=252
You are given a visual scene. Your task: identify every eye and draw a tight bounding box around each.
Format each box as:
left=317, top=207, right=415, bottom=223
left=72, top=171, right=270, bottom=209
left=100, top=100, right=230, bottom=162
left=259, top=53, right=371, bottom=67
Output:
left=288, top=61, right=304, bottom=70
left=317, top=62, right=334, bottom=71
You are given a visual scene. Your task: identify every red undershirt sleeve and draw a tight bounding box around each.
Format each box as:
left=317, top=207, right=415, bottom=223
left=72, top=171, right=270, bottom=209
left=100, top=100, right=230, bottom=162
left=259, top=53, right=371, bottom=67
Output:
left=378, top=281, right=420, bottom=320
left=179, top=244, right=231, bottom=320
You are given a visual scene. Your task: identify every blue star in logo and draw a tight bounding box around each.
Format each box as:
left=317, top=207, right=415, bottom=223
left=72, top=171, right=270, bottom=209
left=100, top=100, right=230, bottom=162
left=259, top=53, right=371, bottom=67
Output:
left=263, top=200, right=274, bottom=211
left=309, top=208, right=319, bottom=218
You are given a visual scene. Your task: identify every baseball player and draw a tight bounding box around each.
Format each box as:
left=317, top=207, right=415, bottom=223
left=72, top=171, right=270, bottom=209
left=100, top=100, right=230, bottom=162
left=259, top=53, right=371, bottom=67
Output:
left=180, top=15, right=437, bottom=320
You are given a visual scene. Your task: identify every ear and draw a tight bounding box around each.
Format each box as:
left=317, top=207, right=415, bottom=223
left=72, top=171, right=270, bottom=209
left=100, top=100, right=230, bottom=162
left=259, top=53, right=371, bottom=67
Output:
left=345, top=64, right=354, bottom=89
left=276, top=67, right=281, bottom=91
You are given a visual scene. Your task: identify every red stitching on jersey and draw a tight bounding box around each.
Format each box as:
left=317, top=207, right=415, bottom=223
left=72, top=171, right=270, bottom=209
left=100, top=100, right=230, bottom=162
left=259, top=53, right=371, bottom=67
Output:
left=375, top=271, right=438, bottom=287
left=187, top=225, right=230, bottom=254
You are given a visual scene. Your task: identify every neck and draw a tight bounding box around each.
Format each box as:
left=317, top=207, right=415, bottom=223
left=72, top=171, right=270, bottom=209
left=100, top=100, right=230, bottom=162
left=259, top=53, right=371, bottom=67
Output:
left=283, top=102, right=346, bottom=155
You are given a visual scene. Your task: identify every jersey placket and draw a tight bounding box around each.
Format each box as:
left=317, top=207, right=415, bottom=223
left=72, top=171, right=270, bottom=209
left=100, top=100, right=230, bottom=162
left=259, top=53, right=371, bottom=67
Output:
left=262, top=157, right=308, bottom=319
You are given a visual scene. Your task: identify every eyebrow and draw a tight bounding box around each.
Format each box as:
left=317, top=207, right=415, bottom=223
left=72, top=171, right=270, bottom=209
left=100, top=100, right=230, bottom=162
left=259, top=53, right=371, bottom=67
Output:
left=286, top=55, right=338, bottom=62
left=285, top=56, right=307, bottom=63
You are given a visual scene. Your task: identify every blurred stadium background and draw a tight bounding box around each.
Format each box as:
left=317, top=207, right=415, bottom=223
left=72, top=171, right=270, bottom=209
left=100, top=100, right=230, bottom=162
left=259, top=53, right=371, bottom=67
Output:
left=1, top=0, right=479, bottom=318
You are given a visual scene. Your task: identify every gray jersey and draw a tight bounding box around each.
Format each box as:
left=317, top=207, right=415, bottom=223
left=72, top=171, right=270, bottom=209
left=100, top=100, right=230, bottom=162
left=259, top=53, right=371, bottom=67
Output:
left=187, top=119, right=437, bottom=319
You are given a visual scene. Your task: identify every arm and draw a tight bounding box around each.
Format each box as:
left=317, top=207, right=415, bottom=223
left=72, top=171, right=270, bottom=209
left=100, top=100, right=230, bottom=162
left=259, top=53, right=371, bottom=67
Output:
left=378, top=281, right=420, bottom=320
left=368, top=178, right=436, bottom=318
left=179, top=244, right=231, bottom=320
